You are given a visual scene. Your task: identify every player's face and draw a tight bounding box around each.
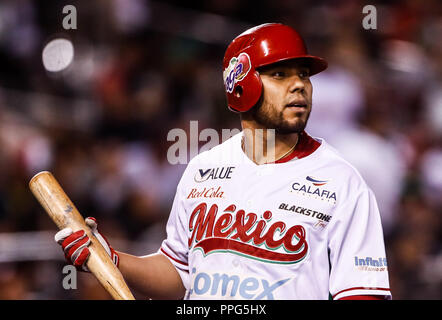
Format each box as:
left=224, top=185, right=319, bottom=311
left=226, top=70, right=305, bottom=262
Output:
left=252, top=60, right=313, bottom=134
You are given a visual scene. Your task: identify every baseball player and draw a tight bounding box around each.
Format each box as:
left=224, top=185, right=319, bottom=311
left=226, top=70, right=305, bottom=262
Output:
left=55, top=23, right=392, bottom=300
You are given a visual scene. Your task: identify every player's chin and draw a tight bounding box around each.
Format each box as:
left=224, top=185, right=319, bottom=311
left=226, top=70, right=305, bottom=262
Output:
left=275, top=119, right=307, bottom=134
left=282, top=109, right=308, bottom=124
left=283, top=111, right=309, bottom=128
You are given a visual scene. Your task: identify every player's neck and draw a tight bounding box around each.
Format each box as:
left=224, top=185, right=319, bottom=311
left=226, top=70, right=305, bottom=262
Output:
left=241, top=122, right=299, bottom=165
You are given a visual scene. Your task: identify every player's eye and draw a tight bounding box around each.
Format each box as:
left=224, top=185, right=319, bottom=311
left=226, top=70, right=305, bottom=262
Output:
left=298, top=70, right=310, bottom=79
left=272, top=71, right=286, bottom=78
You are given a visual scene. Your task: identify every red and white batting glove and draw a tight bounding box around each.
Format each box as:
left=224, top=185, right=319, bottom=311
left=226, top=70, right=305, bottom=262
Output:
left=54, top=217, right=119, bottom=272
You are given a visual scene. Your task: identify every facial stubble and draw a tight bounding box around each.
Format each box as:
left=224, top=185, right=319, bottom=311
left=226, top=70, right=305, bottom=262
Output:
left=251, top=101, right=311, bottom=135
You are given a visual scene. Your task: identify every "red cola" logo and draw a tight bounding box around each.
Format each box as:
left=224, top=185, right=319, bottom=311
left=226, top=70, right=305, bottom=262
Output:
left=188, top=203, right=308, bottom=264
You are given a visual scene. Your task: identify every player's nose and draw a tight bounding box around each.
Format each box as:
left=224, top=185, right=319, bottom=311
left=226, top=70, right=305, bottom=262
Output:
left=288, top=74, right=306, bottom=93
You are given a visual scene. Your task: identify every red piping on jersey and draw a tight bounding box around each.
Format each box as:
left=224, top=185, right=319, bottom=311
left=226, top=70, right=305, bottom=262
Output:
left=160, top=247, right=188, bottom=266
left=339, top=295, right=385, bottom=300
left=332, top=287, right=391, bottom=299
left=272, top=131, right=321, bottom=164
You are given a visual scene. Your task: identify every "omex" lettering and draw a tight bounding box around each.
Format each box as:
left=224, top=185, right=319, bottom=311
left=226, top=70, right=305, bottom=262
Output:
left=190, top=270, right=290, bottom=299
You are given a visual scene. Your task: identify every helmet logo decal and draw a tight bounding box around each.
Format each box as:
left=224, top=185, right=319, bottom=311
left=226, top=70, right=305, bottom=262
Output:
left=223, top=53, right=251, bottom=93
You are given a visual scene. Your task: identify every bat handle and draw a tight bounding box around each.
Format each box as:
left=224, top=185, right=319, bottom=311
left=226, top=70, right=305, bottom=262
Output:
left=30, top=171, right=135, bottom=300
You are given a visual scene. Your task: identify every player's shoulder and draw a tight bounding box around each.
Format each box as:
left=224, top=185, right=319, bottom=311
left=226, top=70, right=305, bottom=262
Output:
left=188, top=131, right=243, bottom=167
left=317, top=138, right=369, bottom=189
left=177, top=132, right=242, bottom=186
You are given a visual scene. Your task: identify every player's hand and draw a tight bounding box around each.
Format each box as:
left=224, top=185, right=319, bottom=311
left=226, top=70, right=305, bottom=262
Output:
left=54, top=217, right=119, bottom=272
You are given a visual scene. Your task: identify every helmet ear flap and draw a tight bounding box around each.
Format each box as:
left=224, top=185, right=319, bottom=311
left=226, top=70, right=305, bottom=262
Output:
left=228, top=70, right=262, bottom=112
left=234, top=85, right=243, bottom=98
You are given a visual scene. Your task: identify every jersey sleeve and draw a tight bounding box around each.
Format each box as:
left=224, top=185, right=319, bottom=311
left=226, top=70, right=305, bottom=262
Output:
left=327, top=185, right=392, bottom=300
left=158, top=180, right=191, bottom=290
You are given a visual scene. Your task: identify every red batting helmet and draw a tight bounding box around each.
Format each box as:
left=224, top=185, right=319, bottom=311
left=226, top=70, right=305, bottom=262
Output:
left=223, top=23, right=328, bottom=112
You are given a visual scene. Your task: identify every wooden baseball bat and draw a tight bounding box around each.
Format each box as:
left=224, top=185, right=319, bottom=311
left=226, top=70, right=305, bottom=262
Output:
left=29, top=171, right=135, bottom=300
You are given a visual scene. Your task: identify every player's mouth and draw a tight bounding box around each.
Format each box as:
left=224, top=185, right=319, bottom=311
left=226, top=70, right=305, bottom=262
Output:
left=285, top=101, right=308, bottom=109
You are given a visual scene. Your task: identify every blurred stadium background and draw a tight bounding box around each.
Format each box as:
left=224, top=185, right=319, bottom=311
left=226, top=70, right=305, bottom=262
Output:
left=0, top=0, right=440, bottom=299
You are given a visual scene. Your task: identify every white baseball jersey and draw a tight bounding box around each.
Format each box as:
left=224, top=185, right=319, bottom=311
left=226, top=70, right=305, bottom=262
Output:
left=159, top=131, right=392, bottom=300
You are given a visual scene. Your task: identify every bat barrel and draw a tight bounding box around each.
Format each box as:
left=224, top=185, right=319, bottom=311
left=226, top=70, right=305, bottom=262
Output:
left=29, top=171, right=135, bottom=300
left=30, top=171, right=83, bottom=230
